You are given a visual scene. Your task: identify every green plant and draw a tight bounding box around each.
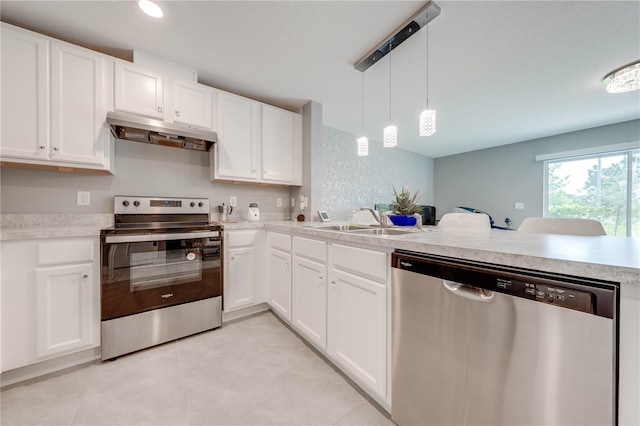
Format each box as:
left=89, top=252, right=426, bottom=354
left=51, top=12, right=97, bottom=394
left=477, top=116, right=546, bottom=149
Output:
left=391, top=186, right=422, bottom=215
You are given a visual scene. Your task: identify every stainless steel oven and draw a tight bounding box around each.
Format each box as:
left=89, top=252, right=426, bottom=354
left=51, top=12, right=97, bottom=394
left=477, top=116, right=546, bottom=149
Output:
left=100, top=196, right=222, bottom=360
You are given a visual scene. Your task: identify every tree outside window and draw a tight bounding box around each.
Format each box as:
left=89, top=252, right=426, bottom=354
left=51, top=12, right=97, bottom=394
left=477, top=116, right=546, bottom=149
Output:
left=545, top=150, right=639, bottom=237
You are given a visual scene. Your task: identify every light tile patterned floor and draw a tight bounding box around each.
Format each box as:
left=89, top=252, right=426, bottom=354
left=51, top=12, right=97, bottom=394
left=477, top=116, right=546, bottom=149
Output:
left=1, top=312, right=394, bottom=426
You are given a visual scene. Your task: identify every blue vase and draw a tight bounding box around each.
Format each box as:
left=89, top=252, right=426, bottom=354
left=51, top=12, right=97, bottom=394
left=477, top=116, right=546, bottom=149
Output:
left=388, top=215, right=417, bottom=226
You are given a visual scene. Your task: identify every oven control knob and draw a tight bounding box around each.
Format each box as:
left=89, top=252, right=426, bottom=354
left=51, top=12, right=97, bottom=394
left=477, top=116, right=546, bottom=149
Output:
left=122, top=200, right=129, bottom=207
left=198, top=202, right=204, bottom=207
left=133, top=200, right=140, bottom=207
left=190, top=202, right=196, bottom=207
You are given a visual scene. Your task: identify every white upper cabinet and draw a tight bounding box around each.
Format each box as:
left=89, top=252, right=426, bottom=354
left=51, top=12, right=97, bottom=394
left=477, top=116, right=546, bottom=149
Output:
left=212, top=91, right=261, bottom=181
left=211, top=96, right=302, bottom=186
left=0, top=23, right=113, bottom=172
left=50, top=42, right=111, bottom=166
left=171, top=79, right=214, bottom=129
left=262, top=105, right=301, bottom=184
left=114, top=61, right=214, bottom=131
left=1, top=25, right=50, bottom=160
left=114, top=61, right=164, bottom=119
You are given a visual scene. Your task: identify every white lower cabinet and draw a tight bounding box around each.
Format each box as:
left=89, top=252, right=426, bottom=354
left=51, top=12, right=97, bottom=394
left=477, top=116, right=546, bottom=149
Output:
left=225, top=247, right=256, bottom=311
left=35, top=264, right=94, bottom=358
left=223, top=230, right=262, bottom=312
left=292, top=256, right=327, bottom=349
left=328, top=268, right=387, bottom=399
left=268, top=247, right=292, bottom=321
left=1, top=237, right=99, bottom=372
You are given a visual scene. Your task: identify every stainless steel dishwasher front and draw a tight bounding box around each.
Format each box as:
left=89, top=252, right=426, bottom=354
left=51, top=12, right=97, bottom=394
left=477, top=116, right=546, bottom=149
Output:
left=391, top=251, right=618, bottom=426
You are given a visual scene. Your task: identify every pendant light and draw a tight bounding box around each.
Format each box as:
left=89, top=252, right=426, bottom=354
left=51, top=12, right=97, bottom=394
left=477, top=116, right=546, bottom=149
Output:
left=419, top=12, right=436, bottom=136
left=383, top=45, right=398, bottom=148
left=357, top=73, right=369, bottom=156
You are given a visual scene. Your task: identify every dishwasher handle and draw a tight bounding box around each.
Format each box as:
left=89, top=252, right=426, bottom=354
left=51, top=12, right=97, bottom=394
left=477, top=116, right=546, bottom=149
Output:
left=443, top=280, right=494, bottom=302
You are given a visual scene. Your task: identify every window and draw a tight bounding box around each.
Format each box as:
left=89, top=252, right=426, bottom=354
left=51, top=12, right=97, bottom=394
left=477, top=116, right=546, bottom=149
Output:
left=541, top=146, right=639, bottom=237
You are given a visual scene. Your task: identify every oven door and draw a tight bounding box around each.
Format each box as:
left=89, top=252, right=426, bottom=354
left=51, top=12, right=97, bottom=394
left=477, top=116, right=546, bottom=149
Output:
left=101, top=231, right=221, bottom=321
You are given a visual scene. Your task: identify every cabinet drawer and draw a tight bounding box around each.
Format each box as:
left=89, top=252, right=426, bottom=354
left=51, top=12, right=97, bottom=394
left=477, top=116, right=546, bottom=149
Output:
left=268, top=232, right=291, bottom=252
left=37, top=239, right=94, bottom=266
left=293, top=236, right=327, bottom=263
left=331, top=244, right=387, bottom=282
left=226, top=230, right=259, bottom=248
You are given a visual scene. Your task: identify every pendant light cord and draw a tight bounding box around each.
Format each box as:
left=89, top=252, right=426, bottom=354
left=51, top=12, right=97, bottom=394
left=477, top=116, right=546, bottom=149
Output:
left=389, top=43, right=392, bottom=121
left=361, top=73, right=365, bottom=133
left=425, top=13, right=429, bottom=109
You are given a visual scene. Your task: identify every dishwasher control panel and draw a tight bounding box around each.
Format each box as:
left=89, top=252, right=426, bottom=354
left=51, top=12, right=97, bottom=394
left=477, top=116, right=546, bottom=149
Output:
left=501, top=278, right=594, bottom=313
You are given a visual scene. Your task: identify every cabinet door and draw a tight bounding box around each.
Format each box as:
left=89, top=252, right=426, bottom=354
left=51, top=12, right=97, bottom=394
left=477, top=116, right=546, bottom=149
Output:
left=0, top=25, right=49, bottom=160
left=268, top=248, right=292, bottom=321
left=261, top=105, right=298, bottom=184
left=214, top=92, right=260, bottom=180
left=50, top=42, right=111, bottom=166
left=292, top=256, right=327, bottom=349
left=1, top=241, right=34, bottom=372
left=328, top=268, right=387, bottom=398
left=172, top=80, right=214, bottom=129
left=224, top=246, right=256, bottom=312
left=114, top=61, right=163, bottom=119
left=35, top=264, right=94, bottom=359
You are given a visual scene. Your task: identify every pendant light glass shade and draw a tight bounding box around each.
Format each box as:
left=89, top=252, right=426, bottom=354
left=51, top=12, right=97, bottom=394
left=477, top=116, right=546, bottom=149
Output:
left=419, top=109, right=436, bottom=136
left=357, top=136, right=369, bottom=156
left=383, top=125, right=398, bottom=147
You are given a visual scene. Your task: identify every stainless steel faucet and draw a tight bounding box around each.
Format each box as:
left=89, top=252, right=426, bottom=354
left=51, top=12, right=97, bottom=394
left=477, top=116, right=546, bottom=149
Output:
left=360, top=208, right=391, bottom=227
left=413, top=213, right=423, bottom=230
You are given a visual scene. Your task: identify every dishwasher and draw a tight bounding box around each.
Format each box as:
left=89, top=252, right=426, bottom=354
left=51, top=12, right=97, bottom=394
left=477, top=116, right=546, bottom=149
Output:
left=391, top=250, right=618, bottom=426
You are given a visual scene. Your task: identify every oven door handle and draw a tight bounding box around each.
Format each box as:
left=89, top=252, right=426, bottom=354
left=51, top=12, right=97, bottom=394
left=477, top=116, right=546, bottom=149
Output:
left=105, top=231, right=220, bottom=244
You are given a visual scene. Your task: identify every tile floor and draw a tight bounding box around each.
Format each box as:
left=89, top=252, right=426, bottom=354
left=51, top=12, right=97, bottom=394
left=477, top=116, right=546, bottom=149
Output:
left=1, top=312, right=395, bottom=425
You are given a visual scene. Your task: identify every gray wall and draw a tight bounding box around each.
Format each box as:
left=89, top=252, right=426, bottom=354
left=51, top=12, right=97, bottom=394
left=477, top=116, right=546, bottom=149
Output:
left=434, top=119, right=640, bottom=228
left=322, top=126, right=434, bottom=220
left=0, top=139, right=291, bottom=220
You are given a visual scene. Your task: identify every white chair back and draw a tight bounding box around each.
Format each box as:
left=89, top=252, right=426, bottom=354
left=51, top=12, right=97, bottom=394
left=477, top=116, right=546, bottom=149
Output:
left=518, top=217, right=606, bottom=236
left=438, top=213, right=491, bottom=230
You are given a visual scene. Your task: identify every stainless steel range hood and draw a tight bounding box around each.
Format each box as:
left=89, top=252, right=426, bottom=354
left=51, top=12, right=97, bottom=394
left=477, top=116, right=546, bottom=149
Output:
left=106, top=111, right=217, bottom=152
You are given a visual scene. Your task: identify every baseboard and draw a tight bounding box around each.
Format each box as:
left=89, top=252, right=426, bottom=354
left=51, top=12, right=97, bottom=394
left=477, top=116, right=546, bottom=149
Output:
left=1, top=346, right=101, bottom=388
left=222, top=302, right=270, bottom=322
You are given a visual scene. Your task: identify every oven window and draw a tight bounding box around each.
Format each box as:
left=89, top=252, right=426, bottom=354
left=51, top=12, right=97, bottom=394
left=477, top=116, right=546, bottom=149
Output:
left=101, top=236, right=222, bottom=320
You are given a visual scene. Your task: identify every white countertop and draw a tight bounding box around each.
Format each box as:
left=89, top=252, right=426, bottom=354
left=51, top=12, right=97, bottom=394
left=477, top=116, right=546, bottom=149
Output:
left=2, top=216, right=638, bottom=286
left=220, top=220, right=640, bottom=286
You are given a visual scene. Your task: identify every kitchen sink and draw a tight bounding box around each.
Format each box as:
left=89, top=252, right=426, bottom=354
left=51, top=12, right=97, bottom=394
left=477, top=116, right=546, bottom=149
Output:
left=348, top=228, right=417, bottom=236
left=303, top=224, right=370, bottom=231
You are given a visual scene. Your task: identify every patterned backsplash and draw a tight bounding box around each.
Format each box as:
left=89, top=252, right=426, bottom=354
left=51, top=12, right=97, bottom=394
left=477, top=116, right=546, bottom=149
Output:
left=321, top=127, right=434, bottom=220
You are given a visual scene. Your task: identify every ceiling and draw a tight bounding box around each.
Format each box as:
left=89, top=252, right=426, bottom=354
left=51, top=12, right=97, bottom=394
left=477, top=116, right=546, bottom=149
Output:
left=1, top=1, right=638, bottom=158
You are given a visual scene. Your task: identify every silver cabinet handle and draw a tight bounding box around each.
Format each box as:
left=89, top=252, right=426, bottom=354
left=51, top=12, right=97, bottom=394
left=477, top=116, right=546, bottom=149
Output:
left=37, top=145, right=45, bottom=153
left=175, top=110, right=180, bottom=117
left=82, top=274, right=88, bottom=279
left=51, top=147, right=58, bottom=156
left=318, top=276, right=323, bottom=281
left=158, top=106, right=163, bottom=113
left=230, top=256, right=235, bottom=261
left=330, top=280, right=336, bottom=286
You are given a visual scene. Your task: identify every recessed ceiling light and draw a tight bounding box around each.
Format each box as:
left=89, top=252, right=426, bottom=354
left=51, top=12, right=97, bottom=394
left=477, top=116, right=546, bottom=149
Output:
left=138, top=0, right=163, bottom=18
left=603, top=61, right=640, bottom=93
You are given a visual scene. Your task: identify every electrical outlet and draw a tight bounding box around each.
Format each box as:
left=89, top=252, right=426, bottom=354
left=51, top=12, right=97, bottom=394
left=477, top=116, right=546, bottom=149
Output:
left=276, top=198, right=283, bottom=208
left=229, top=196, right=237, bottom=207
left=514, top=202, right=524, bottom=210
left=77, top=191, right=90, bottom=206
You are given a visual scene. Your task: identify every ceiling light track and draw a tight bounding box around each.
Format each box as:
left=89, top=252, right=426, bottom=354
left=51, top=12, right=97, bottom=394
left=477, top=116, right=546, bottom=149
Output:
left=354, top=1, right=441, bottom=72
